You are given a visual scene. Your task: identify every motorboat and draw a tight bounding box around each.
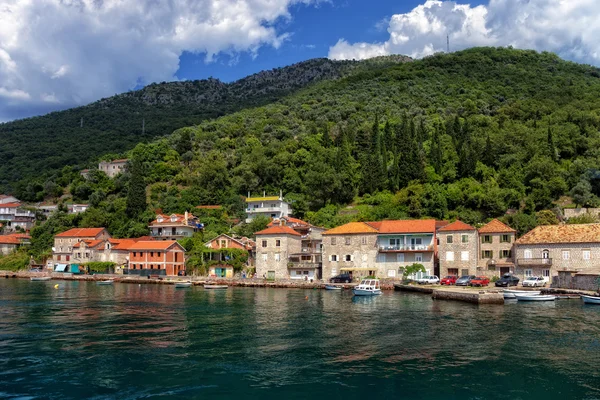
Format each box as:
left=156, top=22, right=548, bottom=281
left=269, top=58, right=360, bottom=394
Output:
left=325, top=285, right=342, bottom=290
left=503, top=289, right=541, bottom=299
left=514, top=294, right=556, bottom=302
left=352, top=279, right=382, bottom=296
left=174, top=282, right=193, bottom=288
left=204, top=284, right=228, bottom=289
left=96, top=280, right=114, bottom=285
left=581, top=295, right=600, bottom=305
left=30, top=277, right=51, bottom=281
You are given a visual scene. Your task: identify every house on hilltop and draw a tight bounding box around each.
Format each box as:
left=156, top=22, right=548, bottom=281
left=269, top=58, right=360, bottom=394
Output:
left=99, top=159, right=128, bottom=178
left=149, top=212, right=203, bottom=240
left=245, top=191, right=292, bottom=223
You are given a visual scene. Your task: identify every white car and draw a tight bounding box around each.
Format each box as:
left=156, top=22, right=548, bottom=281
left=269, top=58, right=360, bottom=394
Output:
left=416, top=275, right=440, bottom=285
left=522, top=276, right=546, bottom=287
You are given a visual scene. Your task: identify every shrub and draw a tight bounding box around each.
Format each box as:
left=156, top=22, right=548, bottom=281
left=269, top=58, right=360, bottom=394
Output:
left=491, top=275, right=500, bottom=282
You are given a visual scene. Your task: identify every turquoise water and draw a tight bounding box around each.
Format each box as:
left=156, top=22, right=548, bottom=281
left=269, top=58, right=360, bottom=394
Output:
left=1, top=280, right=599, bottom=399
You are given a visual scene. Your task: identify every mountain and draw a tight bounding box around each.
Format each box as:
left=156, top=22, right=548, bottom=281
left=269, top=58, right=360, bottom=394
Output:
left=0, top=55, right=412, bottom=196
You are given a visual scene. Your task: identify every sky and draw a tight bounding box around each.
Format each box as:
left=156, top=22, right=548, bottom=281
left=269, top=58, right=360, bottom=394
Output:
left=1, top=0, right=599, bottom=122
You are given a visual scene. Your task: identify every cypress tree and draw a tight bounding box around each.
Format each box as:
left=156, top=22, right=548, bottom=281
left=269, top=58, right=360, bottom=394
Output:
left=483, top=134, right=494, bottom=167
left=429, top=123, right=443, bottom=173
left=547, top=127, right=556, bottom=161
left=126, top=160, right=147, bottom=218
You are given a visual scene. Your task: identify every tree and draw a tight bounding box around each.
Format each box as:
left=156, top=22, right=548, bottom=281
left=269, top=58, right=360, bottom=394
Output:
left=429, top=123, right=443, bottom=173
left=126, top=160, right=147, bottom=218
left=403, top=263, right=426, bottom=281
left=571, top=179, right=593, bottom=208
left=547, top=127, right=557, bottom=161
left=536, top=210, right=559, bottom=225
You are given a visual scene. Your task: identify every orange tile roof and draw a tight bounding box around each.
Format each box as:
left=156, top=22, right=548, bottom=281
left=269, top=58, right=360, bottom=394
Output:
left=0, top=203, right=21, bottom=208
left=375, top=219, right=437, bottom=234
left=6, top=233, right=31, bottom=240
left=149, top=213, right=197, bottom=226
left=478, top=219, right=516, bottom=234
left=55, top=228, right=106, bottom=238
left=110, top=238, right=142, bottom=250
left=267, top=216, right=311, bottom=228
left=0, top=236, right=20, bottom=244
left=72, top=239, right=104, bottom=248
left=515, top=224, right=600, bottom=245
left=437, top=220, right=476, bottom=232
left=127, top=241, right=185, bottom=251
left=322, top=222, right=379, bottom=235
left=255, top=226, right=302, bottom=236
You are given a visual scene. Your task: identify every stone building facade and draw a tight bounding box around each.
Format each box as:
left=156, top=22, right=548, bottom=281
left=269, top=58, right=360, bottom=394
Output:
left=53, top=228, right=111, bottom=263
left=477, top=219, right=517, bottom=276
left=255, top=226, right=302, bottom=280
left=99, top=159, right=128, bottom=178
left=437, top=220, right=478, bottom=277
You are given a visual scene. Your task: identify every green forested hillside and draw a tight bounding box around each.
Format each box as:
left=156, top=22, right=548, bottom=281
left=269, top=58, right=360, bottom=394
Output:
left=0, top=56, right=410, bottom=198
left=24, top=47, right=600, bottom=256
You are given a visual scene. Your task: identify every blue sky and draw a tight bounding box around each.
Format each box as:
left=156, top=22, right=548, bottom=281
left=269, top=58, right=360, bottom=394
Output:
left=0, top=0, right=598, bottom=122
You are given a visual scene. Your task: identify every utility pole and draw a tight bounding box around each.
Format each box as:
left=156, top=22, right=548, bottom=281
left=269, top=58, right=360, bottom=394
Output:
left=447, top=35, right=450, bottom=53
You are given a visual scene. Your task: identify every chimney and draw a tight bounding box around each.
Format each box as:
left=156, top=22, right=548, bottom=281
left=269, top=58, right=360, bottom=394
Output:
left=279, top=189, right=283, bottom=200
left=263, top=190, right=266, bottom=197
left=185, top=211, right=188, bottom=222
left=248, top=191, right=250, bottom=198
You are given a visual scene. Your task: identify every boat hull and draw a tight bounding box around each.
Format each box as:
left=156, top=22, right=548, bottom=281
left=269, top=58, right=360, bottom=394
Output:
left=581, top=295, right=600, bottom=304
left=30, top=277, right=51, bottom=281
left=175, top=283, right=193, bottom=288
left=204, top=285, right=228, bottom=289
left=515, top=294, right=556, bottom=301
left=325, top=285, right=342, bottom=290
left=503, top=290, right=541, bottom=299
left=96, top=281, right=114, bottom=285
left=352, top=289, right=382, bottom=296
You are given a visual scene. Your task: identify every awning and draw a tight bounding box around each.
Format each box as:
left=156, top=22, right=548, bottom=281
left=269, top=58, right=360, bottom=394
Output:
left=55, top=264, right=67, bottom=272
left=69, top=264, right=80, bottom=274
left=340, top=267, right=373, bottom=271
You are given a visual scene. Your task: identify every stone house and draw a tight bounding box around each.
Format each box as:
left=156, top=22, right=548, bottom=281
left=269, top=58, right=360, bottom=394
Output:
left=99, top=159, right=128, bottom=178
left=128, top=241, right=186, bottom=276
left=204, top=233, right=256, bottom=276
left=0, top=235, right=21, bottom=255
left=255, top=225, right=302, bottom=280
left=53, top=228, right=111, bottom=264
left=437, top=220, right=478, bottom=278
left=477, top=219, right=517, bottom=276
left=514, top=223, right=600, bottom=282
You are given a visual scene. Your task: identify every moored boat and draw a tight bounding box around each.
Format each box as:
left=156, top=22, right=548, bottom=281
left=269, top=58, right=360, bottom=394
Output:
left=325, top=285, right=342, bottom=290
left=514, top=294, right=556, bottom=302
left=352, top=279, right=382, bottom=296
left=30, top=277, right=51, bottom=281
left=174, top=282, right=193, bottom=288
left=581, top=295, right=600, bottom=304
left=204, top=284, right=228, bottom=289
left=96, top=280, right=114, bottom=285
left=503, top=289, right=541, bottom=299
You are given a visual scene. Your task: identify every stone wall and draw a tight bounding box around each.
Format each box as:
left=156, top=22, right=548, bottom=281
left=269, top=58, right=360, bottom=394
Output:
left=564, top=208, right=600, bottom=220
left=255, top=234, right=301, bottom=280
left=321, top=233, right=378, bottom=279
left=552, top=271, right=600, bottom=291
left=438, top=230, right=478, bottom=277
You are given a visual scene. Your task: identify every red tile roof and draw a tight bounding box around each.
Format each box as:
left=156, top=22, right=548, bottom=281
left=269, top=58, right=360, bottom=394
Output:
left=0, top=236, right=20, bottom=244
left=515, top=224, right=600, bottom=245
left=6, top=233, right=30, bottom=240
left=127, top=241, right=185, bottom=251
left=149, top=213, right=197, bottom=226
left=267, top=216, right=311, bottom=228
left=255, top=226, right=302, bottom=236
left=478, top=219, right=516, bottom=233
left=0, top=203, right=21, bottom=208
left=437, top=220, right=476, bottom=232
left=73, top=239, right=104, bottom=248
left=375, top=219, right=437, bottom=234
left=55, top=228, right=106, bottom=238
left=322, top=222, right=379, bottom=235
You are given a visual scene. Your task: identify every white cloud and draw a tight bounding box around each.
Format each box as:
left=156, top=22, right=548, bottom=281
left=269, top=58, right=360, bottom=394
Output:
left=328, top=0, right=600, bottom=65
left=0, top=0, right=322, bottom=121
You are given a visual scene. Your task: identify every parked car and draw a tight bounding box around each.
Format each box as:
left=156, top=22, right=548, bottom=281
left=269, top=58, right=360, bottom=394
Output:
left=470, top=276, right=490, bottom=287
left=440, top=275, right=458, bottom=285
left=495, top=273, right=520, bottom=287
left=456, top=275, right=476, bottom=286
left=522, top=276, right=546, bottom=287
left=330, top=273, right=352, bottom=283
left=416, top=275, right=440, bottom=284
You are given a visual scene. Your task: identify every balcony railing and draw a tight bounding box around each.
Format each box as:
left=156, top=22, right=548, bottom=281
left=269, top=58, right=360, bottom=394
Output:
left=288, top=262, right=321, bottom=269
left=246, top=207, right=284, bottom=213
left=378, top=245, right=433, bottom=252
left=151, top=231, right=191, bottom=237
left=517, top=258, right=553, bottom=266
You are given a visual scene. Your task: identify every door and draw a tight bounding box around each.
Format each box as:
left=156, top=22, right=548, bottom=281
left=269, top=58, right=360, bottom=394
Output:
left=215, top=268, right=222, bottom=277
left=500, top=267, right=510, bottom=275
left=267, top=271, right=275, bottom=280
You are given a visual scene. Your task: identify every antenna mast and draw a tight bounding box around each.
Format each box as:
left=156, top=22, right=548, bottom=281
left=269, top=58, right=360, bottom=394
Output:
left=447, top=35, right=450, bottom=53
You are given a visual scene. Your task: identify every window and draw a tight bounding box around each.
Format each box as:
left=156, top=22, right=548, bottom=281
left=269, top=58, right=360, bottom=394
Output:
left=415, top=253, right=423, bottom=262
left=396, top=253, right=404, bottom=262
left=501, top=250, right=511, bottom=258
left=543, top=269, right=550, bottom=277
left=387, top=269, right=396, bottom=278
left=85, top=252, right=89, bottom=258
left=413, top=238, right=422, bottom=245
left=461, top=235, right=469, bottom=243
left=219, top=240, right=227, bottom=248
left=562, top=250, right=570, bottom=260
left=174, top=253, right=178, bottom=262
left=525, top=269, right=533, bottom=277
left=345, top=254, right=352, bottom=262
left=133, top=252, right=136, bottom=257
left=501, top=235, right=511, bottom=243
left=275, top=253, right=280, bottom=262
left=361, top=237, right=367, bottom=245
left=262, top=240, right=267, bottom=248
left=461, top=251, right=469, bottom=261
left=262, top=254, right=268, bottom=261
left=275, top=240, right=281, bottom=247
left=583, top=250, right=591, bottom=260
left=150, top=252, right=154, bottom=257
left=362, top=254, right=368, bottom=262
left=446, top=235, right=453, bottom=244
left=77, top=252, right=81, bottom=258
left=296, top=271, right=302, bottom=276
left=482, top=235, right=492, bottom=244
left=542, top=249, right=550, bottom=259
left=331, top=237, right=336, bottom=245
left=303, top=271, right=309, bottom=275
left=524, top=249, right=532, bottom=259
left=482, top=250, right=493, bottom=259
left=331, top=255, right=338, bottom=262
left=446, top=251, right=454, bottom=261
left=345, top=237, right=351, bottom=246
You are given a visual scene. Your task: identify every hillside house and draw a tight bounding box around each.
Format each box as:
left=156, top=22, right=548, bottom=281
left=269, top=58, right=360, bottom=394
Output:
left=245, top=192, right=292, bottom=223
left=99, top=159, right=128, bottom=178
left=0, top=195, right=19, bottom=204
left=204, top=233, right=256, bottom=276
left=0, top=203, right=36, bottom=232
left=0, top=234, right=30, bottom=255
left=149, top=212, right=202, bottom=240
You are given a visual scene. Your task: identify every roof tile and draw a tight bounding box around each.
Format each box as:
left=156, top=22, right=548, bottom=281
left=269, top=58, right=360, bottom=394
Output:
left=515, top=224, right=600, bottom=245
left=437, top=220, right=476, bottom=232
left=322, top=222, right=379, bottom=235
left=255, top=226, right=301, bottom=236
left=55, top=228, right=106, bottom=238
left=478, top=219, right=516, bottom=233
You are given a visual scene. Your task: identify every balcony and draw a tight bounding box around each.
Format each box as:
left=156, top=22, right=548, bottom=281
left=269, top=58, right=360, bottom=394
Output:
left=378, top=245, right=433, bottom=252
left=288, top=262, right=321, bottom=269
left=517, top=258, right=553, bottom=266
left=151, top=231, right=191, bottom=238
left=246, top=207, right=283, bottom=213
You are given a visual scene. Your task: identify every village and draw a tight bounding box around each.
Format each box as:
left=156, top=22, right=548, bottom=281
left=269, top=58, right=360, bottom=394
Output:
left=1, top=158, right=600, bottom=293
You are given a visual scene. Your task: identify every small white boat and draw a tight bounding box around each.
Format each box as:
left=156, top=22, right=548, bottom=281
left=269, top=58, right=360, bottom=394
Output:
left=204, top=284, right=228, bottom=289
left=515, top=294, right=556, bottom=302
left=352, top=279, right=382, bottom=296
left=96, top=280, right=114, bottom=285
left=581, top=295, right=600, bottom=304
left=503, top=289, right=541, bottom=299
left=30, top=277, right=51, bottom=281
left=174, top=282, right=193, bottom=288
left=325, top=285, right=342, bottom=290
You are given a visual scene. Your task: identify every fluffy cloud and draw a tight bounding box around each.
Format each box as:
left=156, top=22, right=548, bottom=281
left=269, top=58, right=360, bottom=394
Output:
left=329, top=0, right=600, bottom=65
left=0, top=0, right=319, bottom=121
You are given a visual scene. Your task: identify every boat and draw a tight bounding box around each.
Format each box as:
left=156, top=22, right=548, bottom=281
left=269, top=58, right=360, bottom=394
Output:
left=581, top=295, right=600, bottom=304
left=30, top=277, right=51, bottom=281
left=503, top=289, right=541, bottom=299
left=174, top=282, right=193, bottom=288
left=325, top=285, right=342, bottom=290
left=514, top=294, right=556, bottom=302
left=204, top=284, right=228, bottom=289
left=352, top=279, right=382, bottom=296
left=96, top=280, right=114, bottom=285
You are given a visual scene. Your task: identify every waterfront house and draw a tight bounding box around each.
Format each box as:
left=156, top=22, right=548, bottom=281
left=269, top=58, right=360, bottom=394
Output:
left=255, top=225, right=302, bottom=280
left=53, top=228, right=111, bottom=264
left=477, top=219, right=516, bottom=276
left=245, top=191, right=292, bottom=223
left=437, top=220, right=478, bottom=278
left=149, top=212, right=202, bottom=240
left=514, top=223, right=600, bottom=283
left=128, top=241, right=186, bottom=276
left=99, top=159, right=128, bottom=178
left=204, top=233, right=256, bottom=275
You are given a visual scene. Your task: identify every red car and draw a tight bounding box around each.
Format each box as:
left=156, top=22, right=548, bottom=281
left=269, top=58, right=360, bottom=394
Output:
left=440, top=275, right=457, bottom=285
left=470, top=276, right=490, bottom=287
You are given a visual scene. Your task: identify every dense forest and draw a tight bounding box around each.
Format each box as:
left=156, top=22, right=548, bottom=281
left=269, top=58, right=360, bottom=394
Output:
left=0, top=55, right=410, bottom=198
left=9, top=47, right=600, bottom=262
